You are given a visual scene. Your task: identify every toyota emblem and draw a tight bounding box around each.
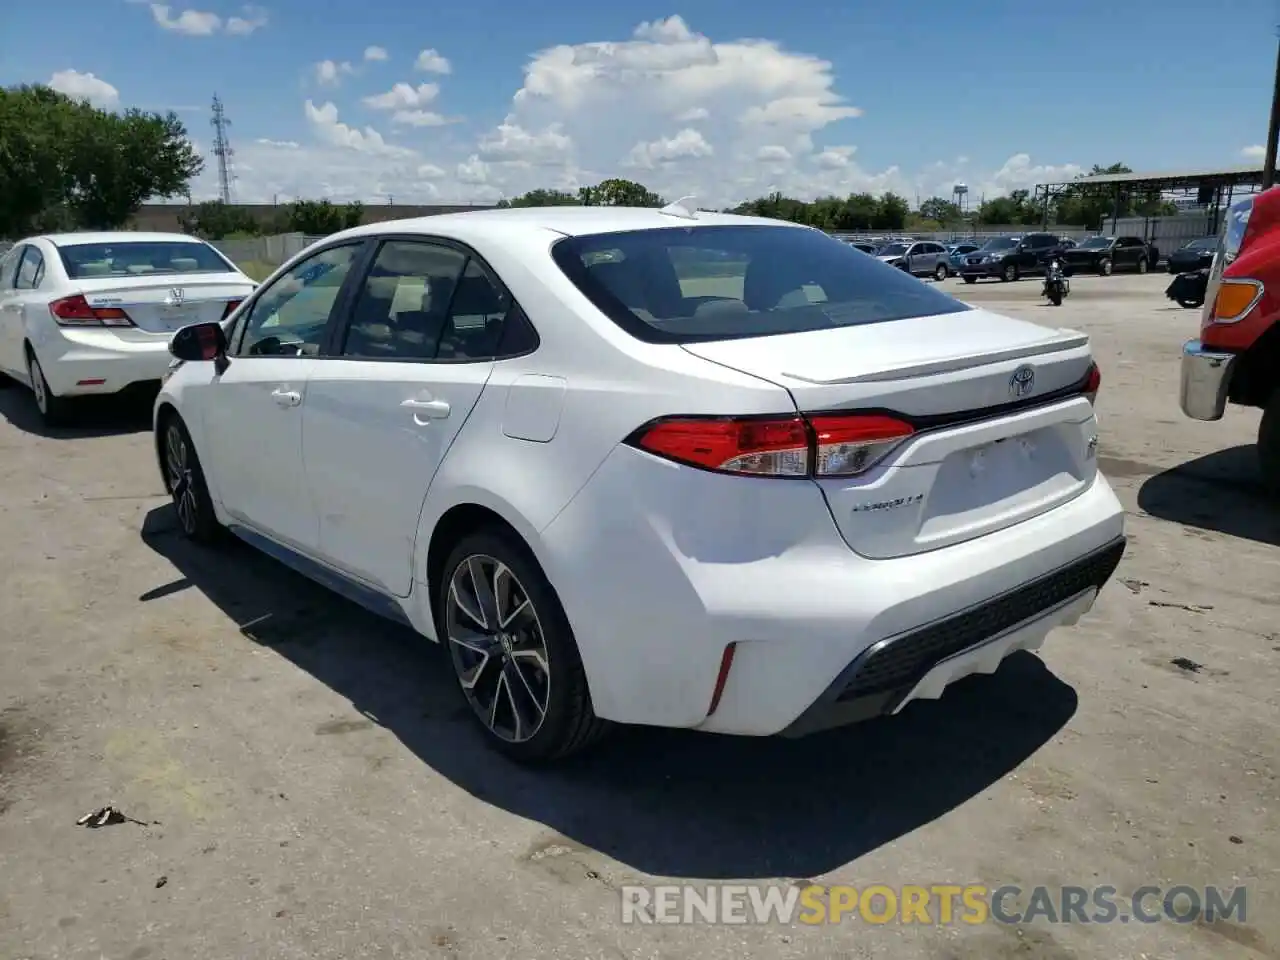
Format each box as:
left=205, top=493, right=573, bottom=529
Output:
left=1009, top=364, right=1035, bottom=398
left=166, top=287, right=185, bottom=306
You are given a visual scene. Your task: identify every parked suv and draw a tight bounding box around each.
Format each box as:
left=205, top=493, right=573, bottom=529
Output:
left=876, top=240, right=951, bottom=280
left=959, top=233, right=1062, bottom=283
left=1061, top=236, right=1152, bottom=276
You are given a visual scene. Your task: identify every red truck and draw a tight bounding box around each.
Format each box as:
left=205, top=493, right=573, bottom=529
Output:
left=1180, top=187, right=1280, bottom=496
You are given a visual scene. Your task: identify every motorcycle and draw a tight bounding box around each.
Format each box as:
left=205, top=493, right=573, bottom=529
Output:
left=1166, top=267, right=1209, bottom=309
left=1042, top=256, right=1069, bottom=306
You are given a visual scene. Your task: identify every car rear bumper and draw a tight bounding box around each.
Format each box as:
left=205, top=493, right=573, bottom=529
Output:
left=1179, top=339, right=1237, bottom=421
left=540, top=444, right=1126, bottom=737
left=33, top=327, right=172, bottom=396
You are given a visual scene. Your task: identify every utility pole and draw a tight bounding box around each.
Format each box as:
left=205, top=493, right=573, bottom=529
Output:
left=1264, top=26, right=1280, bottom=189
left=211, top=94, right=235, bottom=204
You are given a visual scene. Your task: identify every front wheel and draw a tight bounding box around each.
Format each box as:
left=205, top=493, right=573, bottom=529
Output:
left=1099, top=258, right=1113, bottom=276
left=1002, top=263, right=1019, bottom=283
left=1137, top=257, right=1148, bottom=274
left=1259, top=390, right=1280, bottom=500
left=1176, top=297, right=1204, bottom=309
left=1048, top=286, right=1063, bottom=306
left=161, top=414, right=222, bottom=542
left=934, top=263, right=949, bottom=281
left=439, top=529, right=610, bottom=763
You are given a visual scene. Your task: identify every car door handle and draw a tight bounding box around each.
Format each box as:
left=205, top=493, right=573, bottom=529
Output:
left=401, top=397, right=451, bottom=419
left=271, top=388, right=302, bottom=407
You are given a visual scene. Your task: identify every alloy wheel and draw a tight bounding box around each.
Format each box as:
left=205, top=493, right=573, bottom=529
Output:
left=28, top=355, right=47, bottom=414
left=446, top=554, right=551, bottom=743
left=165, top=422, right=198, bottom=535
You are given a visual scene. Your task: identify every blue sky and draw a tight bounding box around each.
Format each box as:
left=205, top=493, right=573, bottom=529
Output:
left=2, top=0, right=1278, bottom=206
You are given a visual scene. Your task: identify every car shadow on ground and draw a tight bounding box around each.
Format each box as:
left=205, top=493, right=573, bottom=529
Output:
left=1137, top=445, right=1279, bottom=548
left=140, top=505, right=1078, bottom=880
left=0, top=384, right=154, bottom=439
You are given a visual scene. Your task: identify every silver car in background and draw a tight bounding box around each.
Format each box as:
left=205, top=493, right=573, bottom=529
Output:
left=876, top=240, right=951, bottom=281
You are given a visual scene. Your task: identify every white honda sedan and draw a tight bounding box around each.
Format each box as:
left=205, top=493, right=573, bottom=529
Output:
left=0, top=232, right=256, bottom=425
left=153, top=205, right=1126, bottom=763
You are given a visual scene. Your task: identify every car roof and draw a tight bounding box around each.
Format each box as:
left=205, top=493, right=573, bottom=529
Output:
left=36, top=231, right=204, bottom=247
left=327, top=206, right=810, bottom=246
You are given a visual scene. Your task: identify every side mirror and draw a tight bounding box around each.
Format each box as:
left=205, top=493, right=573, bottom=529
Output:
left=170, top=321, right=229, bottom=373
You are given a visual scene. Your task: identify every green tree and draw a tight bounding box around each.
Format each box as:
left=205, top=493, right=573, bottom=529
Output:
left=177, top=200, right=262, bottom=239
left=505, top=188, right=579, bottom=207
left=279, top=199, right=364, bottom=234
left=871, top=192, right=910, bottom=230
left=580, top=178, right=664, bottom=207
left=918, top=197, right=962, bottom=224
left=0, top=84, right=202, bottom=236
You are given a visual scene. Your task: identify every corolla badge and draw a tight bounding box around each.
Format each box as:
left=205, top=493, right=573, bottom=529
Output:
left=1009, top=364, right=1035, bottom=398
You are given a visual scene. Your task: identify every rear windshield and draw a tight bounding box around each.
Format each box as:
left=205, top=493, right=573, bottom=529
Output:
left=58, top=241, right=234, bottom=279
left=1079, top=237, right=1113, bottom=249
left=550, top=225, right=970, bottom=343
left=1184, top=237, right=1217, bottom=251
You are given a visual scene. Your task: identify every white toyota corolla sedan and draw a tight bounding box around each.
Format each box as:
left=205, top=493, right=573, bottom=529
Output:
left=0, top=232, right=256, bottom=425
left=153, top=204, right=1126, bottom=763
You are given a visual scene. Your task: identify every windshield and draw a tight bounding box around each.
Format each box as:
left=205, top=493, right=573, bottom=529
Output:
left=1184, top=237, right=1217, bottom=251
left=877, top=243, right=910, bottom=256
left=979, top=238, right=1017, bottom=251
left=58, top=241, right=235, bottom=279
left=1079, top=237, right=1113, bottom=249
left=550, top=225, right=970, bottom=344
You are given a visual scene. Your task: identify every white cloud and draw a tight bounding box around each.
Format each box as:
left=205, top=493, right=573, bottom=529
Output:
left=226, top=5, right=267, bottom=34
left=147, top=3, right=266, bottom=36
left=304, top=100, right=411, bottom=157
left=392, top=110, right=454, bottom=127
left=362, top=81, right=439, bottom=110
left=48, top=69, right=120, bottom=108
left=625, top=128, right=714, bottom=168
left=414, top=49, right=452, bottom=74
left=314, top=60, right=356, bottom=86
left=149, top=4, right=220, bottom=35
left=1242, top=144, right=1266, bottom=160
left=364, top=45, right=389, bottom=62
left=256, top=137, right=299, bottom=149
left=195, top=17, right=1087, bottom=210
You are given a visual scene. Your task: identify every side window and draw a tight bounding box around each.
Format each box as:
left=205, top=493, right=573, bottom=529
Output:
left=341, top=240, right=468, bottom=360
left=0, top=248, right=19, bottom=288
left=15, top=247, right=44, bottom=289
left=236, top=244, right=360, bottom=357
left=440, top=259, right=515, bottom=361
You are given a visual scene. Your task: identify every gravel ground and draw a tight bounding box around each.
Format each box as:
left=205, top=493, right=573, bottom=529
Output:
left=0, top=271, right=1276, bottom=960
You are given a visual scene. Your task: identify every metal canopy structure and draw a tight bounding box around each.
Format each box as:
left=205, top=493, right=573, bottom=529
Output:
left=1032, top=165, right=1269, bottom=233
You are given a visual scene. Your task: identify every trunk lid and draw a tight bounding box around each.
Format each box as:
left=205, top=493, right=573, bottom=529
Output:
left=681, top=309, right=1099, bottom=559
left=80, top=274, right=255, bottom=336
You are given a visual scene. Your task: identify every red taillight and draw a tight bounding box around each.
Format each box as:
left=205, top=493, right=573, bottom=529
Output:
left=1084, top=363, right=1101, bottom=405
left=49, top=295, right=134, bottom=328
left=221, top=299, right=243, bottom=320
left=629, top=412, right=914, bottom=478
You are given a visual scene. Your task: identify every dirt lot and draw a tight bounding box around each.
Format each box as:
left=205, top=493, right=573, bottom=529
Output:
left=0, top=272, right=1276, bottom=960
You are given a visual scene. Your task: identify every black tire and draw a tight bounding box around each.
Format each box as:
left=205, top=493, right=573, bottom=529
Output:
left=1259, top=389, right=1280, bottom=500
left=1048, top=286, right=1063, bottom=306
left=437, top=527, right=610, bottom=763
left=1177, top=297, right=1204, bottom=309
left=1137, top=257, right=1149, bottom=275
left=934, top=263, right=948, bottom=281
left=1001, top=263, right=1019, bottom=283
left=1099, top=258, right=1113, bottom=277
left=25, top=347, right=74, bottom=427
left=160, top=413, right=222, bottom=543
left=963, top=275, right=978, bottom=285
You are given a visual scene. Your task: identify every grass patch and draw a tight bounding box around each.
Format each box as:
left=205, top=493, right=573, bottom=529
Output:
left=237, top=260, right=279, bottom=282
